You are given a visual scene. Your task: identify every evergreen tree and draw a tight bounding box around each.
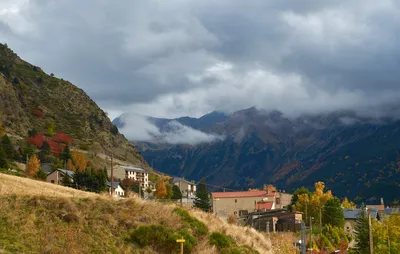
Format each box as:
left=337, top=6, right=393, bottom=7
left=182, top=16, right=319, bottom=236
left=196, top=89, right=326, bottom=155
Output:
left=354, top=204, right=370, bottom=254
left=61, top=171, right=73, bottom=187
left=36, top=168, right=47, bottom=180
left=1, top=135, right=15, bottom=160
left=172, top=185, right=183, bottom=200
left=322, top=197, right=345, bottom=228
left=193, top=179, right=210, bottom=212
left=165, top=183, right=173, bottom=199
left=60, top=144, right=72, bottom=163
left=0, top=145, right=9, bottom=169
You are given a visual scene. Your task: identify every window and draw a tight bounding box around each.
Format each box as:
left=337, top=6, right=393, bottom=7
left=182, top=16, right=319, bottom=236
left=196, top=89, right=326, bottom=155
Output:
left=234, top=211, right=237, bottom=215
left=276, top=198, right=281, bottom=205
left=235, top=199, right=237, bottom=203
left=51, top=180, right=54, bottom=183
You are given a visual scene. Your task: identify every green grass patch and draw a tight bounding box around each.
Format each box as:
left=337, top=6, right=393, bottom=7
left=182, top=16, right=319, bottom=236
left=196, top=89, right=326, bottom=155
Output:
left=209, top=232, right=235, bottom=249
left=131, top=224, right=197, bottom=253
left=172, top=207, right=208, bottom=236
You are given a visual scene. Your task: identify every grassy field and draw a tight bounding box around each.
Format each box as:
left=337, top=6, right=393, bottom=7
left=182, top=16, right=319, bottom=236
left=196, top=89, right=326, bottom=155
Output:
left=0, top=174, right=274, bottom=253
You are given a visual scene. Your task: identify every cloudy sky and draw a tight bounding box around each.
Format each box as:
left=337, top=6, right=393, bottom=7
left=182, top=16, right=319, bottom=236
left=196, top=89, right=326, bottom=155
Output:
left=1, top=0, right=400, bottom=121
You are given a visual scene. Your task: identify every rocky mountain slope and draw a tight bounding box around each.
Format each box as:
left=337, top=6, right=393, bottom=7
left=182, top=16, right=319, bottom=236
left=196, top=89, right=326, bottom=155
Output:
left=115, top=107, right=400, bottom=203
left=0, top=43, right=148, bottom=167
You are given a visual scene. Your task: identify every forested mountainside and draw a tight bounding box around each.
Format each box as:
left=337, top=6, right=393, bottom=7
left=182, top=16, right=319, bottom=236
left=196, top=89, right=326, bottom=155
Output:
left=115, top=107, right=400, bottom=204
left=0, top=43, right=148, bottom=167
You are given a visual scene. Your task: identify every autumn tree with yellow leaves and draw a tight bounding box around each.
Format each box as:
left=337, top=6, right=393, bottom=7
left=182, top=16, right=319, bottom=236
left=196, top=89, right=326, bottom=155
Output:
left=71, top=151, right=87, bottom=171
left=342, top=197, right=356, bottom=209
left=27, top=155, right=40, bottom=177
left=154, top=180, right=167, bottom=199
left=295, top=181, right=333, bottom=226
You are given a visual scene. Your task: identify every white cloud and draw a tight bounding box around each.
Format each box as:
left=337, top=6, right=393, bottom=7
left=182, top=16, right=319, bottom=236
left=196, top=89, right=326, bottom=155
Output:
left=119, top=113, right=224, bottom=145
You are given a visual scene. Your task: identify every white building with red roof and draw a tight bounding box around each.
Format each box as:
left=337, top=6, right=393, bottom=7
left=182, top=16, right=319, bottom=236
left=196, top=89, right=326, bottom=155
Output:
left=211, top=190, right=292, bottom=218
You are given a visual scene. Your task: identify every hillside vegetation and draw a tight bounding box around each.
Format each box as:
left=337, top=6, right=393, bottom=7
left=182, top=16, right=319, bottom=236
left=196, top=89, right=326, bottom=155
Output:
left=0, top=173, right=273, bottom=254
left=0, top=43, right=147, bottom=167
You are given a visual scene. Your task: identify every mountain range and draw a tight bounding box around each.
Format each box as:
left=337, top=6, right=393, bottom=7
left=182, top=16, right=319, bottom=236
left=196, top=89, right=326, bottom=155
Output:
left=114, top=107, right=400, bottom=204
left=0, top=43, right=148, bottom=168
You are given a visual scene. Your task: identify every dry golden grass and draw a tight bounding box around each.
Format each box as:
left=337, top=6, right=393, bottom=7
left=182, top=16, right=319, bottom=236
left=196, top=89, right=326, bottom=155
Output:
left=190, top=209, right=273, bottom=254
left=0, top=173, right=96, bottom=198
left=0, top=173, right=281, bottom=253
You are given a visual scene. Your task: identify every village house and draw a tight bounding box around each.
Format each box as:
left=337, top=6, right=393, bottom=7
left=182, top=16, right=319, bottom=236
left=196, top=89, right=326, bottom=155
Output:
left=107, top=181, right=125, bottom=197
left=121, top=166, right=149, bottom=188
left=245, top=209, right=303, bottom=233
left=170, top=177, right=197, bottom=198
left=344, top=208, right=379, bottom=247
left=211, top=190, right=292, bottom=218
left=46, top=168, right=75, bottom=185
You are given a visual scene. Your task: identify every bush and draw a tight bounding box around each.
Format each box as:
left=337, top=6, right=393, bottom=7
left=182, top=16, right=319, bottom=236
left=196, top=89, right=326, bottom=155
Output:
left=227, top=215, right=239, bottom=225
left=36, top=168, right=47, bottom=180
left=172, top=207, right=208, bottom=236
left=209, top=232, right=235, bottom=249
left=131, top=225, right=196, bottom=253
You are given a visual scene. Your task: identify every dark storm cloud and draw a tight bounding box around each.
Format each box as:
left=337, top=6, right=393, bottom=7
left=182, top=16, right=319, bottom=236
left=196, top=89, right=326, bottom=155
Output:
left=1, top=0, right=400, bottom=119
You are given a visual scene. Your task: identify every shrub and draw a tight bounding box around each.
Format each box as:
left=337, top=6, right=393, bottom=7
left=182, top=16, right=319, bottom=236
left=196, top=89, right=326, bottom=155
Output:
left=172, top=207, right=208, bottom=236
left=227, top=215, right=239, bottom=225
left=209, top=232, right=235, bottom=250
left=36, top=168, right=47, bottom=180
left=31, top=109, right=44, bottom=118
left=131, top=225, right=196, bottom=253
left=221, top=245, right=260, bottom=254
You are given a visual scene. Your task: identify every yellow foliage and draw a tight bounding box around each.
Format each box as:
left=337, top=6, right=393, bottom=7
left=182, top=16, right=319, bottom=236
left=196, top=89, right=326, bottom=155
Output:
left=0, top=122, right=4, bottom=137
left=67, top=159, right=75, bottom=171
left=342, top=197, right=356, bottom=209
left=373, top=214, right=400, bottom=253
left=263, top=184, right=277, bottom=192
left=72, top=151, right=87, bottom=171
left=295, top=181, right=333, bottom=223
left=27, top=155, right=40, bottom=177
left=154, top=180, right=167, bottom=199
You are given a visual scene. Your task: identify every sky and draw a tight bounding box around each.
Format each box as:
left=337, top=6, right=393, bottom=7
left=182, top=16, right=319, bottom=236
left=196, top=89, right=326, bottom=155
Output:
left=1, top=0, right=400, bottom=136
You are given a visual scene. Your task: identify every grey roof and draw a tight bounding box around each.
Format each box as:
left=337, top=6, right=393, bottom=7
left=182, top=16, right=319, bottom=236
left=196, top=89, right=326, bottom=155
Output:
left=57, top=168, right=75, bottom=178
left=171, top=177, right=192, bottom=184
left=106, top=181, right=121, bottom=189
left=384, top=208, right=399, bottom=215
left=148, top=181, right=155, bottom=185
left=344, top=208, right=379, bottom=220
left=120, top=166, right=146, bottom=173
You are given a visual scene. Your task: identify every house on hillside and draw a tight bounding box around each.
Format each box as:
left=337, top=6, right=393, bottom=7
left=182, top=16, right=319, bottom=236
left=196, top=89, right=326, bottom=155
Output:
left=170, top=177, right=197, bottom=198
left=245, top=209, right=303, bottom=233
left=211, top=190, right=292, bottom=218
left=344, top=208, right=379, bottom=247
left=107, top=181, right=125, bottom=197
left=121, top=166, right=149, bottom=188
left=46, top=168, right=75, bottom=185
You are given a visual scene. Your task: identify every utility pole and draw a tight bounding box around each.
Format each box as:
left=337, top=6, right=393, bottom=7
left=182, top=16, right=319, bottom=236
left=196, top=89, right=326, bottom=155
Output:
left=266, top=221, right=270, bottom=237
left=179, top=181, right=182, bottom=206
left=300, top=221, right=306, bottom=254
left=319, top=206, right=322, bottom=231
left=368, top=209, right=374, bottom=254
left=110, top=153, right=114, bottom=196
left=309, top=218, right=312, bottom=254
left=305, top=203, right=308, bottom=226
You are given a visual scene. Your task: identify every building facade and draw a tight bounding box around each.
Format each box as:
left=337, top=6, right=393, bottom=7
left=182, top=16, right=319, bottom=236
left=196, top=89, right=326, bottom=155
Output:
left=211, top=190, right=293, bottom=218
left=46, top=169, right=75, bottom=185
left=170, top=177, right=197, bottom=198
left=121, top=166, right=149, bottom=188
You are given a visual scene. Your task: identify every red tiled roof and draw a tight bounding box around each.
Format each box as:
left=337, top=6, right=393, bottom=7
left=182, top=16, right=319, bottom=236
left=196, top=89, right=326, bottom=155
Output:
left=212, top=191, right=275, bottom=198
left=257, top=201, right=274, bottom=210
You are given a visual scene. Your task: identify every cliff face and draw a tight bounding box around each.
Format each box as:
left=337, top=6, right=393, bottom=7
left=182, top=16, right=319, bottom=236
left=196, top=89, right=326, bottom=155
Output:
left=0, top=43, right=148, bottom=168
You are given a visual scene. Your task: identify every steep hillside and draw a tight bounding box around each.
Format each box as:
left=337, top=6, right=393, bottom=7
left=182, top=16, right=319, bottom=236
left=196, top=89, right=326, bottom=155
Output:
left=0, top=43, right=147, bottom=167
left=115, top=107, right=400, bottom=203
left=0, top=173, right=273, bottom=254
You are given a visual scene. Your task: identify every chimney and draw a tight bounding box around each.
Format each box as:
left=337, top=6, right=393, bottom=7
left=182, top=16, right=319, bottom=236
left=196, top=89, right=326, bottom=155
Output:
left=381, top=198, right=384, bottom=206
